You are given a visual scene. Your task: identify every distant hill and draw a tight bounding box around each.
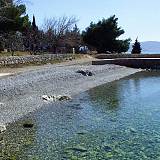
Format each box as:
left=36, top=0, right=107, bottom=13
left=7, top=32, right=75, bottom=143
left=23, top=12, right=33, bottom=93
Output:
left=129, top=41, right=160, bottom=54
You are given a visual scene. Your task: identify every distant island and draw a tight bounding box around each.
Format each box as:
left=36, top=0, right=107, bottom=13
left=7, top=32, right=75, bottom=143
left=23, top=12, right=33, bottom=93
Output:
left=129, top=41, right=160, bottom=54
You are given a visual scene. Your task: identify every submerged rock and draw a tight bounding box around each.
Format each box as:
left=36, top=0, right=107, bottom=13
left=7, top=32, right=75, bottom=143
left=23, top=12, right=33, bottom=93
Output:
left=0, top=124, right=6, bottom=133
left=129, top=127, right=137, bottom=133
left=66, top=146, right=88, bottom=152
left=103, top=145, right=112, bottom=152
left=77, top=130, right=88, bottom=135
left=42, top=95, right=71, bottom=102
left=69, top=104, right=83, bottom=110
left=23, top=123, right=34, bottom=128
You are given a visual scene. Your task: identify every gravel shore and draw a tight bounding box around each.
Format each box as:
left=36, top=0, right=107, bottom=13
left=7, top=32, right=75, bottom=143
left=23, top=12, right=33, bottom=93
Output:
left=0, top=59, right=141, bottom=124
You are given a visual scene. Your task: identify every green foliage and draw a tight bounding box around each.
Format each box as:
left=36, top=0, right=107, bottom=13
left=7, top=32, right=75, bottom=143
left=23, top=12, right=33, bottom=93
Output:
left=0, top=3, right=30, bottom=32
left=82, top=15, right=131, bottom=53
left=0, top=1, right=31, bottom=53
left=131, top=38, right=142, bottom=54
left=0, top=0, right=12, bottom=7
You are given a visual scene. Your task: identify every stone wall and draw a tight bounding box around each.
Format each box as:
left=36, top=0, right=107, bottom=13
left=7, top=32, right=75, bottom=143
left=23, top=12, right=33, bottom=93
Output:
left=92, top=58, right=160, bottom=69
left=95, top=54, right=160, bottom=59
left=0, top=54, right=74, bottom=67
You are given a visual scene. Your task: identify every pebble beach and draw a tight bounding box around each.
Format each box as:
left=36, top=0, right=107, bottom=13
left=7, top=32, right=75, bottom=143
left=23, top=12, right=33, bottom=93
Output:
left=0, top=58, right=141, bottom=125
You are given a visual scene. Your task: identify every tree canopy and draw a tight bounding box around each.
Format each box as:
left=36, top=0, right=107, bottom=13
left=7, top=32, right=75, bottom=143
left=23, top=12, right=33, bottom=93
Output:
left=82, top=15, right=131, bottom=53
left=42, top=16, right=80, bottom=53
left=0, top=0, right=30, bottom=32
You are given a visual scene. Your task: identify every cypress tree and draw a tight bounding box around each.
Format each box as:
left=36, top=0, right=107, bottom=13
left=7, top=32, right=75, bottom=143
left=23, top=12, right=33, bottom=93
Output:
left=131, top=38, right=142, bottom=54
left=32, top=15, right=38, bottom=31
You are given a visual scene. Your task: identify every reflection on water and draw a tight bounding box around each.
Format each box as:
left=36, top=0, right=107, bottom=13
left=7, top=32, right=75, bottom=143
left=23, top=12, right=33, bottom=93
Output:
left=89, top=82, right=120, bottom=110
left=1, top=71, right=160, bottom=159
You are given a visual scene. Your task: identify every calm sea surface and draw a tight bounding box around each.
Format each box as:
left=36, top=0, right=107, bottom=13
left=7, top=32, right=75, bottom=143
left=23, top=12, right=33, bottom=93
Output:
left=1, top=71, right=160, bottom=159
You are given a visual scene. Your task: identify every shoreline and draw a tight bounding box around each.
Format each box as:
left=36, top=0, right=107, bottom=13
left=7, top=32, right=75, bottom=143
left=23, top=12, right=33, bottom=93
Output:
left=0, top=59, right=141, bottom=125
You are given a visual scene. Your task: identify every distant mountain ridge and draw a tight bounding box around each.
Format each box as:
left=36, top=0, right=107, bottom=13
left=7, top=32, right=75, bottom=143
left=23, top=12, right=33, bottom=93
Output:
left=129, top=41, right=160, bottom=54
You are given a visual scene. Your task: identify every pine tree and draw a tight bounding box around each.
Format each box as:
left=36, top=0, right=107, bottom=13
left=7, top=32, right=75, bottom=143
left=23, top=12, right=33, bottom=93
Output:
left=82, top=15, right=131, bottom=53
left=131, top=38, right=142, bottom=54
left=0, top=3, right=30, bottom=32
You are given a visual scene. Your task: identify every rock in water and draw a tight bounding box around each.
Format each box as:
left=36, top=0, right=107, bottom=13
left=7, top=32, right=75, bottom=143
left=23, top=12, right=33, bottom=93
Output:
left=129, top=127, right=137, bottom=133
left=23, top=123, right=34, bottom=128
left=66, top=146, right=88, bottom=152
left=103, top=145, right=112, bottom=152
left=0, top=124, right=6, bottom=133
left=77, top=130, right=88, bottom=135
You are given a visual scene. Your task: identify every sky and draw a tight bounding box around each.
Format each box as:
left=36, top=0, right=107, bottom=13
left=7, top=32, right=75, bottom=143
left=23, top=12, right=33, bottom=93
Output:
left=26, top=0, right=160, bottom=42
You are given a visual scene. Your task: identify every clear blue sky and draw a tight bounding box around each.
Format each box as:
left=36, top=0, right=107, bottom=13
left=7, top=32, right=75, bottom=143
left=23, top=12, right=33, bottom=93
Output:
left=26, top=0, right=160, bottom=42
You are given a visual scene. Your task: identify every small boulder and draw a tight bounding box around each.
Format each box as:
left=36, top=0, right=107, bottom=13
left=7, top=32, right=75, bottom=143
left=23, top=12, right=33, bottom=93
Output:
left=58, top=95, right=72, bottom=101
left=0, top=103, right=4, bottom=106
left=86, top=70, right=93, bottom=76
left=76, top=70, right=93, bottom=76
left=42, top=95, right=51, bottom=101
left=76, top=70, right=87, bottom=76
left=0, top=124, right=6, bottom=133
left=42, top=95, right=56, bottom=101
left=42, top=95, right=71, bottom=102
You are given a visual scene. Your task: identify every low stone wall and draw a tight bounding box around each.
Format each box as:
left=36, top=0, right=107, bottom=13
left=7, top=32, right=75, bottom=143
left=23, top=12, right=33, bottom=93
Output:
left=0, top=54, right=74, bottom=67
left=92, top=58, right=160, bottom=69
left=95, top=54, right=160, bottom=59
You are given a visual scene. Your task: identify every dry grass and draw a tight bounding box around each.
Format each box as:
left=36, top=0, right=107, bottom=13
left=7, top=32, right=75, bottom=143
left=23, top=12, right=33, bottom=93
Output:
left=0, top=51, right=86, bottom=57
left=0, top=51, right=31, bottom=57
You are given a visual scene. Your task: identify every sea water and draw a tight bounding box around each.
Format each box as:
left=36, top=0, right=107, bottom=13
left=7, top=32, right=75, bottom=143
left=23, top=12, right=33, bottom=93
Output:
left=1, top=71, right=160, bottom=159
